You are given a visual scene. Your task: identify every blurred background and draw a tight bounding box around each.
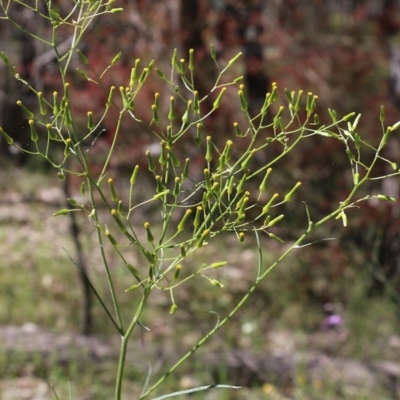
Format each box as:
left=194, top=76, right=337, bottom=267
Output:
left=1, top=1, right=400, bottom=399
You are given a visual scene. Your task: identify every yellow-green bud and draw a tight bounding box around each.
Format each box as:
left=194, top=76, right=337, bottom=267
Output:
left=173, top=263, right=182, bottom=280
left=0, top=127, right=13, bottom=145
left=144, top=221, right=154, bottom=243
left=108, top=178, right=118, bottom=202
left=227, top=52, right=242, bottom=66
left=16, top=100, right=34, bottom=118
left=189, top=48, right=195, bottom=71
left=168, top=96, right=175, bottom=122
left=266, top=214, right=284, bottom=228
left=238, top=89, right=248, bottom=112
left=173, top=176, right=181, bottom=197
left=87, top=111, right=94, bottom=130
left=177, top=209, right=192, bottom=232
left=106, top=86, right=115, bottom=107
left=105, top=229, right=118, bottom=245
left=206, top=135, right=213, bottom=163
left=213, top=87, right=226, bottom=110
left=262, top=193, right=279, bottom=215
left=37, top=92, right=47, bottom=115
left=268, top=232, right=284, bottom=244
left=146, top=150, right=156, bottom=173
left=130, top=165, right=139, bottom=186
left=233, top=121, right=244, bottom=137
left=194, top=206, right=202, bottom=228
left=111, top=209, right=126, bottom=233
left=284, top=182, right=301, bottom=202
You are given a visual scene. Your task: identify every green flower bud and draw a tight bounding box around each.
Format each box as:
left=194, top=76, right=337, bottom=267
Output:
left=76, top=49, right=89, bottom=64
left=194, top=206, right=202, bottom=228
left=80, top=182, right=86, bottom=197
left=196, top=229, right=210, bottom=248
left=37, top=92, right=47, bottom=116
left=193, top=91, right=200, bottom=114
left=130, top=165, right=139, bottom=186
left=151, top=104, right=159, bottom=125
left=268, top=232, right=284, bottom=244
left=144, top=221, right=154, bottom=243
left=138, top=67, right=149, bottom=85
left=111, top=51, right=122, bottom=66
left=211, top=261, right=227, bottom=269
left=266, top=214, right=284, bottom=228
left=87, top=111, right=94, bottom=130
left=125, top=284, right=140, bottom=293
left=168, top=96, right=175, bottom=122
left=239, top=232, right=245, bottom=242
left=173, top=264, right=182, bottom=281
left=0, top=127, right=13, bottom=145
left=210, top=44, right=217, bottom=61
left=189, top=48, right=195, bottom=71
left=105, top=229, right=118, bottom=245
left=182, top=100, right=192, bottom=124
left=64, top=138, right=72, bottom=156
left=227, top=52, right=242, bottom=66
left=353, top=172, right=359, bottom=185
left=177, top=209, right=192, bottom=232
left=292, top=89, right=302, bottom=113
left=342, top=111, right=356, bottom=122
left=171, top=48, right=178, bottom=68
left=284, top=181, right=301, bottom=202
left=178, top=58, right=185, bottom=75
left=195, top=123, right=202, bottom=147
left=170, top=304, right=178, bottom=315
left=238, top=89, right=248, bottom=112
left=213, top=87, right=226, bottom=110
left=210, top=279, right=224, bottom=288
left=53, top=208, right=77, bottom=216
left=380, top=105, right=385, bottom=123
left=375, top=194, right=396, bottom=201
left=155, top=67, right=165, bottom=79
left=173, top=176, right=181, bottom=197
left=259, top=168, right=272, bottom=194
left=261, top=93, right=271, bottom=116
left=166, top=146, right=180, bottom=166
left=146, top=150, right=156, bottom=173
left=181, top=158, right=190, bottom=180
left=153, top=189, right=170, bottom=199
left=52, top=91, right=59, bottom=115
left=206, top=136, right=213, bottom=163
left=233, top=122, right=244, bottom=137
left=111, top=209, right=126, bottom=233
left=236, top=171, right=248, bottom=194
left=57, top=169, right=65, bottom=180
left=126, top=263, right=140, bottom=279
left=204, top=168, right=212, bottom=190
left=108, top=178, right=118, bottom=202
left=241, top=149, right=255, bottom=170
left=155, top=175, right=164, bottom=193
left=76, top=68, right=89, bottom=80
left=262, top=193, right=279, bottom=215
left=130, top=59, right=140, bottom=87
left=143, top=249, right=156, bottom=264
left=16, top=100, right=34, bottom=118
left=328, top=108, right=337, bottom=123
left=106, top=86, right=115, bottom=107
